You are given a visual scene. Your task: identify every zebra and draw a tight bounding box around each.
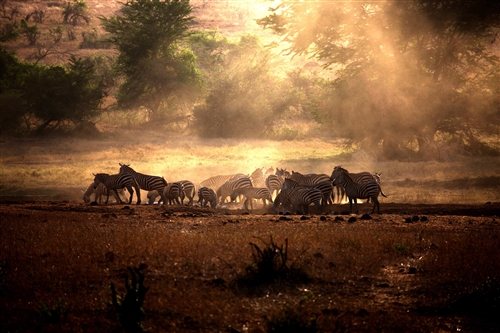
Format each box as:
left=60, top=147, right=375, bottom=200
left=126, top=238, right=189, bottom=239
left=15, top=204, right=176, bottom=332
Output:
left=92, top=173, right=141, bottom=204
left=198, top=186, right=217, bottom=208
left=119, top=163, right=168, bottom=204
left=250, top=167, right=267, bottom=188
left=147, top=180, right=195, bottom=205
left=273, top=187, right=322, bottom=215
left=265, top=174, right=284, bottom=199
left=199, top=173, right=247, bottom=192
left=275, top=168, right=291, bottom=178
left=330, top=166, right=385, bottom=214
left=163, top=182, right=185, bottom=205
left=289, top=171, right=331, bottom=186
left=229, top=187, right=273, bottom=212
left=281, top=178, right=332, bottom=212
left=216, top=176, right=253, bottom=204
left=330, top=166, right=386, bottom=203
left=176, top=180, right=196, bottom=205
left=82, top=182, right=125, bottom=204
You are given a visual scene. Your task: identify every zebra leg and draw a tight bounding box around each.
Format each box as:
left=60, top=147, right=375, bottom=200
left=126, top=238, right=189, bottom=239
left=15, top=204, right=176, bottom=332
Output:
left=371, top=197, right=380, bottom=214
left=125, top=186, right=134, bottom=204
left=113, top=189, right=123, bottom=204
left=134, top=186, right=141, bottom=205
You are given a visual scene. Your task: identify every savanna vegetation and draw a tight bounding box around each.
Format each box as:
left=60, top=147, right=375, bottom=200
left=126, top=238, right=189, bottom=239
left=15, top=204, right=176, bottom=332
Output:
left=1, top=0, right=499, bottom=160
left=1, top=2, right=500, bottom=332
left=1, top=201, right=500, bottom=332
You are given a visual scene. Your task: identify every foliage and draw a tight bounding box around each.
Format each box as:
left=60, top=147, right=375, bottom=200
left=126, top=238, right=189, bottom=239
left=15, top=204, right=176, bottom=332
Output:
left=190, top=32, right=303, bottom=139
left=111, top=265, right=149, bottom=333
left=62, top=0, right=90, bottom=26
left=80, top=28, right=112, bottom=49
left=19, top=19, right=40, bottom=45
left=100, top=0, right=202, bottom=123
left=258, top=0, right=500, bottom=159
left=0, top=50, right=107, bottom=135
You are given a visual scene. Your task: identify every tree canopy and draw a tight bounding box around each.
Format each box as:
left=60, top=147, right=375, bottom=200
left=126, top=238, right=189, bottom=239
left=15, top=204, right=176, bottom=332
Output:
left=258, top=0, right=500, bottom=159
left=100, top=0, right=202, bottom=123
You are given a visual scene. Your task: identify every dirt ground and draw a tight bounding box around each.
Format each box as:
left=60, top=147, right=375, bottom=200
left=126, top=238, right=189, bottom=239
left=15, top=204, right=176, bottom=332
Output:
left=1, top=201, right=499, bottom=332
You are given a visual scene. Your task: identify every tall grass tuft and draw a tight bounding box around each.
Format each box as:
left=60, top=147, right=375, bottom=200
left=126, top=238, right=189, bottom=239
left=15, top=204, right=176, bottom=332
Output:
left=111, top=265, right=149, bottom=333
left=234, top=236, right=310, bottom=292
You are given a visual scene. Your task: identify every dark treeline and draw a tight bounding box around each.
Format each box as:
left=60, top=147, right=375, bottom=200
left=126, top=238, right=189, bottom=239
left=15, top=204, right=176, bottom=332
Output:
left=1, top=0, right=499, bottom=160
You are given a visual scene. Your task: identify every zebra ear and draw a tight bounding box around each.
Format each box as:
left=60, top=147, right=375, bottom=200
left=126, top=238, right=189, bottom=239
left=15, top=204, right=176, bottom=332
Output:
left=119, top=163, right=123, bottom=166
left=92, top=173, right=96, bottom=176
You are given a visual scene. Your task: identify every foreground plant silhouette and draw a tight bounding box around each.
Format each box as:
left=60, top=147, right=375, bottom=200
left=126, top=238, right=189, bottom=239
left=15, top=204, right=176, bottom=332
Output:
left=234, top=235, right=310, bottom=292
left=111, top=265, right=149, bottom=333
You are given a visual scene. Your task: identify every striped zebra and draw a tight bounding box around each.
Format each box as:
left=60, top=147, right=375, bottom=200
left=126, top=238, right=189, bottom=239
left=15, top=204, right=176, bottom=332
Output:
left=163, top=182, right=185, bottom=205
left=199, top=173, right=247, bottom=192
left=330, top=167, right=385, bottom=214
left=198, top=187, right=217, bottom=208
left=250, top=167, right=267, bottom=188
left=176, top=180, right=196, bottom=205
left=92, top=173, right=141, bottom=204
left=82, top=182, right=125, bottom=204
left=216, top=177, right=253, bottom=204
left=330, top=166, right=386, bottom=203
left=265, top=174, right=284, bottom=199
left=229, top=187, right=273, bottom=211
left=273, top=187, right=323, bottom=215
left=289, top=171, right=331, bottom=186
left=147, top=180, right=195, bottom=205
left=119, top=163, right=168, bottom=204
left=281, top=178, right=333, bottom=212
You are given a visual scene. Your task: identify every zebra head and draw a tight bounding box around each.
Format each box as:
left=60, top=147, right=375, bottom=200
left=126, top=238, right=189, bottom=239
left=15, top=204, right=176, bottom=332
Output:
left=119, top=163, right=133, bottom=174
left=330, top=166, right=347, bottom=182
left=92, top=173, right=106, bottom=189
left=331, top=167, right=351, bottom=185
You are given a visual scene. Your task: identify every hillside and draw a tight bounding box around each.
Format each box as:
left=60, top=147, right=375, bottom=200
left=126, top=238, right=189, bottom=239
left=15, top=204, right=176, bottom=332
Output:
left=1, top=0, right=303, bottom=67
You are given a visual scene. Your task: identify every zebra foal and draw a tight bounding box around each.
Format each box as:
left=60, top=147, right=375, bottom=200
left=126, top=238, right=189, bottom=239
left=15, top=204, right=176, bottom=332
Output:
left=330, top=167, right=385, bottom=214
left=92, top=173, right=141, bottom=204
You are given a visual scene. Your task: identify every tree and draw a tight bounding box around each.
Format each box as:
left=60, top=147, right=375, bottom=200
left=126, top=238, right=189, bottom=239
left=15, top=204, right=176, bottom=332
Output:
left=258, top=0, right=500, bottom=159
left=0, top=50, right=106, bottom=135
left=100, top=0, right=202, bottom=124
left=190, top=32, right=300, bottom=139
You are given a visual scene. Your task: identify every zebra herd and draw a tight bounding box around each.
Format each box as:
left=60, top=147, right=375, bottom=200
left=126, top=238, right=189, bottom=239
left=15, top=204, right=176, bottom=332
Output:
left=84, top=164, right=386, bottom=214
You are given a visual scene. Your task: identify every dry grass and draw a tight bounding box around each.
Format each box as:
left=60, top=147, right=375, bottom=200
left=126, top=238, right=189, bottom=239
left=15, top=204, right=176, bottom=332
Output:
left=1, top=204, right=499, bottom=332
left=1, top=132, right=499, bottom=204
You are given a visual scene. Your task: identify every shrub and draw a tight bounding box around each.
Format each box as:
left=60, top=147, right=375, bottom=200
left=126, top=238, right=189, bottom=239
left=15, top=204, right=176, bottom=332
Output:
left=111, top=265, right=149, bottom=333
left=234, top=236, right=310, bottom=292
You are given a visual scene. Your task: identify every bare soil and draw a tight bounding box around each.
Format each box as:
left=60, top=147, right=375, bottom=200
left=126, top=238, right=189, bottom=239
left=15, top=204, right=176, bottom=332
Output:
left=1, top=201, right=499, bottom=332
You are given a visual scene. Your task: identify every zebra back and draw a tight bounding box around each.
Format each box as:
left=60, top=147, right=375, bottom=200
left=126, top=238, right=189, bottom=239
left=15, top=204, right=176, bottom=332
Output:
left=200, top=174, right=246, bottom=192
left=290, top=171, right=330, bottom=186
left=230, top=187, right=272, bottom=202
left=265, top=174, right=284, bottom=195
